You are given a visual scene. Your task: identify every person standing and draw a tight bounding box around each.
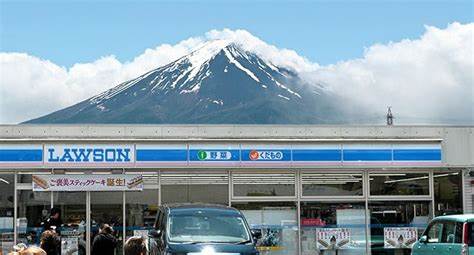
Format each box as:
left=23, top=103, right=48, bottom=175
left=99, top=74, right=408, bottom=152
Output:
left=124, top=236, right=147, bottom=255
left=91, top=224, right=117, bottom=255
left=41, top=208, right=63, bottom=235
left=40, top=230, right=60, bottom=255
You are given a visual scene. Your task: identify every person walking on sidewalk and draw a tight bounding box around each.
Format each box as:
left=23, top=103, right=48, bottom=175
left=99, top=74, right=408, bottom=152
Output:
left=91, top=224, right=117, bottom=255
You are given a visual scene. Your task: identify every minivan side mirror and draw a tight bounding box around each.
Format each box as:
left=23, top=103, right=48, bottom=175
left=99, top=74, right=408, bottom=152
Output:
left=149, top=229, right=162, bottom=238
left=251, top=229, right=262, bottom=240
left=419, top=235, right=428, bottom=243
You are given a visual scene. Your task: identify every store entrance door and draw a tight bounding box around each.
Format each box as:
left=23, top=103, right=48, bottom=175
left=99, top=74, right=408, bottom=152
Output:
left=53, top=191, right=125, bottom=255
left=232, top=202, right=299, bottom=255
left=90, top=191, right=124, bottom=255
left=53, top=191, right=87, bottom=255
left=368, top=201, right=432, bottom=255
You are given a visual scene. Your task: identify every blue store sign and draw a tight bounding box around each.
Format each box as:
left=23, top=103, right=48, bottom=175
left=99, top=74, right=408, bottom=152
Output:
left=0, top=142, right=443, bottom=168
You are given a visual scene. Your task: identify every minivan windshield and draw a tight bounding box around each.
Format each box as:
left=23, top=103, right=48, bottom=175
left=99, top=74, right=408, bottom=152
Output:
left=168, top=213, right=251, bottom=243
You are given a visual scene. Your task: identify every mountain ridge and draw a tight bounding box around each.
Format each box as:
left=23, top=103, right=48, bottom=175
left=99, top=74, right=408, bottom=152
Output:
left=25, top=40, right=363, bottom=124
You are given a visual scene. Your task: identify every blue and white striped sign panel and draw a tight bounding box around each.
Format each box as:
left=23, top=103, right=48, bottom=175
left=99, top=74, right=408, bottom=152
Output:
left=0, top=142, right=442, bottom=168
left=342, top=143, right=393, bottom=165
left=292, top=143, right=342, bottom=166
left=135, top=143, right=187, bottom=167
left=189, top=143, right=240, bottom=167
left=241, top=143, right=292, bottom=166
left=392, top=143, right=442, bottom=165
left=0, top=144, right=43, bottom=167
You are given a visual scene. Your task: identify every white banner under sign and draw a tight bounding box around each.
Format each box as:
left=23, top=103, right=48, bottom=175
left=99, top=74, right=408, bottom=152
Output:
left=33, top=174, right=143, bottom=191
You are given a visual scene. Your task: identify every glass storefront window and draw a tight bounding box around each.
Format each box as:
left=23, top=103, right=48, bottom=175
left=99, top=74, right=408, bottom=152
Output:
left=232, top=202, right=298, bottom=255
left=300, top=202, right=366, bottom=255
left=17, top=190, right=51, bottom=246
left=434, top=171, right=463, bottom=216
left=301, top=173, right=363, bottom=197
left=91, top=191, right=124, bottom=255
left=125, top=172, right=158, bottom=243
left=161, top=171, right=229, bottom=204
left=0, top=174, right=14, bottom=254
left=369, top=201, right=431, bottom=255
left=125, top=189, right=158, bottom=242
left=54, top=192, right=87, bottom=255
left=370, top=173, right=429, bottom=196
left=233, top=172, right=295, bottom=197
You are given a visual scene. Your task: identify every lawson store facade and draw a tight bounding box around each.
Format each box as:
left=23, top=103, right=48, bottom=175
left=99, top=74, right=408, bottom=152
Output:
left=0, top=125, right=472, bottom=255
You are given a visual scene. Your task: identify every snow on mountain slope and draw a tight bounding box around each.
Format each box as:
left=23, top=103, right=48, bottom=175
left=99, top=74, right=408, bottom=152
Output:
left=26, top=40, right=347, bottom=124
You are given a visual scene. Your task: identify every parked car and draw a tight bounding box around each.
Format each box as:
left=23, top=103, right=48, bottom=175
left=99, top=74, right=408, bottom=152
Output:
left=411, top=214, right=473, bottom=255
left=150, top=203, right=260, bottom=255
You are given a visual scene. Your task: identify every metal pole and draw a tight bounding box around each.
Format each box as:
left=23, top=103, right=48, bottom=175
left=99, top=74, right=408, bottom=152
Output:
left=461, top=169, right=466, bottom=213
left=365, top=171, right=371, bottom=255
left=158, top=171, right=161, bottom=206
left=228, top=170, right=232, bottom=207
left=123, top=191, right=126, bottom=253
left=296, top=169, right=301, bottom=255
left=430, top=170, right=435, bottom=217
left=14, top=172, right=18, bottom=246
left=86, top=191, right=91, bottom=255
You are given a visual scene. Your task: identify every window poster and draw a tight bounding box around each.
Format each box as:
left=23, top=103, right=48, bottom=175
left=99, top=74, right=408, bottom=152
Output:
left=384, top=227, right=418, bottom=248
left=257, top=227, right=283, bottom=251
left=315, top=228, right=351, bottom=250
left=61, top=237, right=78, bottom=255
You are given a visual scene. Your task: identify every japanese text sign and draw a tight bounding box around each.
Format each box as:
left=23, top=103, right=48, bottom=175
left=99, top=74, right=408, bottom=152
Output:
left=32, top=174, right=143, bottom=191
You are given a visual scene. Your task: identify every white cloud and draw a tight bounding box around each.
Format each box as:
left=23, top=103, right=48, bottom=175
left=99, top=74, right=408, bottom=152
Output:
left=305, top=22, right=473, bottom=124
left=205, top=29, right=318, bottom=72
left=0, top=37, right=206, bottom=124
left=0, top=23, right=472, bottom=124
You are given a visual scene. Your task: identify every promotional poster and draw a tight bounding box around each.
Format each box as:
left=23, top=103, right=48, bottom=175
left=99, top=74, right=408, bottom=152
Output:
left=384, top=227, right=418, bottom=248
left=315, top=228, right=351, bottom=250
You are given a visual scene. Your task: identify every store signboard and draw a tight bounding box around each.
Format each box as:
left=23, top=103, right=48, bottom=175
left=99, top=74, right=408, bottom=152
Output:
left=292, top=144, right=342, bottom=166
left=343, top=143, right=392, bottom=163
left=384, top=227, right=418, bottom=248
left=241, top=144, right=291, bottom=165
left=0, top=142, right=442, bottom=169
left=44, top=144, right=135, bottom=167
left=32, top=174, right=143, bottom=191
left=315, top=228, right=351, bottom=250
left=189, top=143, right=240, bottom=166
left=392, top=143, right=442, bottom=163
left=0, top=144, right=43, bottom=167
left=135, top=143, right=187, bottom=166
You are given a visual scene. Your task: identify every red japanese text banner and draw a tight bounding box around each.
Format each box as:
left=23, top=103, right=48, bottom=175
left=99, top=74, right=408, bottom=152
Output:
left=32, top=174, right=144, bottom=191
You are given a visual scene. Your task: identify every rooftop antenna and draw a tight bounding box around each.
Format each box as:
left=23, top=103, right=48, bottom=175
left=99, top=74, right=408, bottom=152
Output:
left=386, top=106, right=394, bottom=126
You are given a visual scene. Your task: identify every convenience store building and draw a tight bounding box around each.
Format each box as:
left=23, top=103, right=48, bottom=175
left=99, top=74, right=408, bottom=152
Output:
left=0, top=125, right=473, bottom=255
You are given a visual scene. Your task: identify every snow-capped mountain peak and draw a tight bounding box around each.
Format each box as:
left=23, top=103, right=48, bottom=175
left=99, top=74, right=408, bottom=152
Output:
left=27, top=38, right=342, bottom=124
left=86, top=39, right=307, bottom=108
left=185, top=39, right=231, bottom=67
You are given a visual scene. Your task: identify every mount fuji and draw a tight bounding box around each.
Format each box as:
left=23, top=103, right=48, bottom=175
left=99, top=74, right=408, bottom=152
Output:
left=26, top=40, right=355, bottom=124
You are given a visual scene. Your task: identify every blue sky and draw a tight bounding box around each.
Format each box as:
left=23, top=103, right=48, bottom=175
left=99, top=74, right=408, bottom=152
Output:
left=1, top=0, right=472, bottom=67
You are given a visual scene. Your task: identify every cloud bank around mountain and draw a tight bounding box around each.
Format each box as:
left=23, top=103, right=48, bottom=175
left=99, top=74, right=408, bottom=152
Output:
left=0, top=23, right=472, bottom=124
